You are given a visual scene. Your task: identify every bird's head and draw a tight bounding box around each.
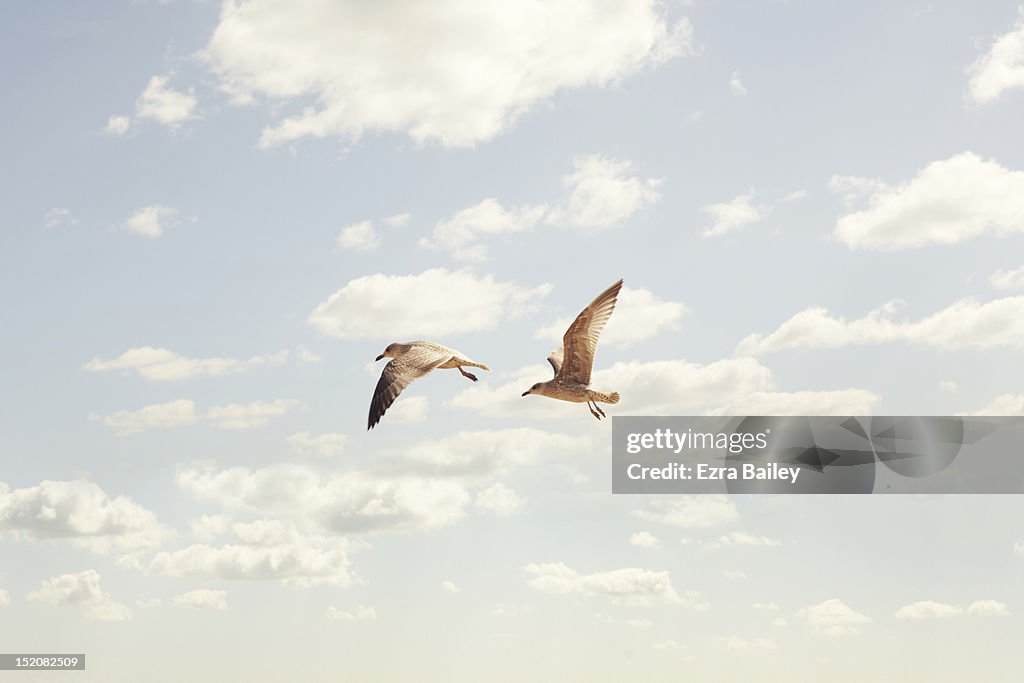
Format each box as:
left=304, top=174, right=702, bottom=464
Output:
left=375, top=343, right=400, bottom=362
left=522, top=382, right=544, bottom=397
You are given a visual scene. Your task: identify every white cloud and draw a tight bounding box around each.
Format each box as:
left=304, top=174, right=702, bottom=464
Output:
left=534, top=286, right=687, bottom=348
left=177, top=464, right=470, bottom=533
left=737, top=296, right=1024, bottom=355
left=295, top=345, right=321, bottom=363
left=940, top=380, right=959, bottom=393
left=729, top=70, right=747, bottom=96
left=287, top=431, right=348, bottom=458
left=630, top=531, right=660, bottom=548
left=1016, top=539, right=1024, bottom=556
left=652, top=639, right=685, bottom=650
left=203, top=0, right=692, bottom=148
left=0, top=589, right=9, bottom=607
left=773, top=617, right=788, bottom=627
left=407, top=428, right=591, bottom=478
left=964, top=393, right=1024, bottom=415
left=325, top=605, right=377, bottom=621
left=105, top=114, right=131, bottom=135
left=0, top=479, right=169, bottom=554
left=895, top=601, right=963, bottom=620
left=83, top=347, right=287, bottom=381
left=702, top=389, right=880, bottom=416
left=150, top=522, right=352, bottom=588
left=718, top=636, right=776, bottom=651
left=387, top=396, right=429, bottom=424
left=121, top=205, right=182, bottom=239
left=422, top=199, right=548, bottom=262
left=336, top=220, right=380, bottom=251
left=966, top=9, right=1024, bottom=105
left=27, top=570, right=132, bottom=621
left=308, top=268, right=550, bottom=339
left=799, top=598, right=871, bottom=636
left=991, top=264, right=1024, bottom=290
left=832, top=152, right=1024, bottom=249
left=44, top=207, right=75, bottom=228
left=547, top=155, right=662, bottom=230
left=716, top=532, right=782, bottom=548
left=383, top=213, right=410, bottom=227
left=91, top=399, right=297, bottom=435
left=441, top=581, right=460, bottom=594
left=723, top=569, right=747, bottom=580
left=967, top=599, right=1009, bottom=617
left=524, top=562, right=683, bottom=606
left=633, top=496, right=738, bottom=529
left=205, top=399, right=300, bottom=430
left=701, top=193, right=767, bottom=238
left=475, top=483, right=523, bottom=516
left=135, top=74, right=197, bottom=127
left=189, top=514, right=229, bottom=542
left=172, top=589, right=227, bottom=611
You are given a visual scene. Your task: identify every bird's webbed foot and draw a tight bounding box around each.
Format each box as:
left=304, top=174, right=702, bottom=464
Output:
left=588, top=401, right=602, bottom=420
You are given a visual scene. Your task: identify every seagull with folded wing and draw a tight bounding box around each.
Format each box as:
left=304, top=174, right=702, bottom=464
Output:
left=521, top=279, right=622, bottom=420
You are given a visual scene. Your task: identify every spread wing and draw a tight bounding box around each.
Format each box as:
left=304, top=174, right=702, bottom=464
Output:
left=547, top=347, right=564, bottom=376
left=368, top=346, right=449, bottom=429
left=557, top=279, right=623, bottom=385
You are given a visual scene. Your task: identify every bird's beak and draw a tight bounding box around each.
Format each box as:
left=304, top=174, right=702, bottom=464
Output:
left=375, top=354, right=384, bottom=361
left=521, top=390, right=530, bottom=397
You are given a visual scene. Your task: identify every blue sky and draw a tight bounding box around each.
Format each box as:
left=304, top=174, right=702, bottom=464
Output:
left=2, top=1, right=1024, bottom=681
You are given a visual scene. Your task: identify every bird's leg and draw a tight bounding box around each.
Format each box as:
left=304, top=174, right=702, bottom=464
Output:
left=594, top=403, right=607, bottom=418
left=458, top=366, right=479, bottom=382
left=587, top=401, right=602, bottom=420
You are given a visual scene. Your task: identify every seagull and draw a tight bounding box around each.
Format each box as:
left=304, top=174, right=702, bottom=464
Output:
left=368, top=341, right=490, bottom=430
left=522, top=279, right=622, bottom=420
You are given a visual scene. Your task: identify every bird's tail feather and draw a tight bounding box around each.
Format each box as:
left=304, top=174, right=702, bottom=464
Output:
left=596, top=391, right=620, bottom=404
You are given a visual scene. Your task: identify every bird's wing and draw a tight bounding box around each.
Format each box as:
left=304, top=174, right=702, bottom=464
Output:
left=547, top=347, right=564, bottom=376
left=557, top=279, right=623, bottom=385
left=368, top=346, right=449, bottom=429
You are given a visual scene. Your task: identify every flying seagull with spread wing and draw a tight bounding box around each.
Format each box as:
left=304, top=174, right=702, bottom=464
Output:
left=368, top=341, right=490, bottom=430
left=522, top=279, right=622, bottom=419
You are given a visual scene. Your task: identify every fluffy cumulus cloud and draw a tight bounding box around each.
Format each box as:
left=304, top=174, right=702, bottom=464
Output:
left=150, top=520, right=352, bottom=588
left=967, top=599, right=1010, bottom=617
left=177, top=465, right=470, bottom=533
left=422, top=155, right=660, bottom=261
left=629, top=531, right=660, bottom=548
left=964, top=393, right=1024, bottom=415
left=287, top=431, right=348, bottom=458
left=831, top=152, right=1024, bottom=249
left=325, top=605, right=377, bottom=621
left=737, top=296, right=1024, bottom=355
left=387, top=396, right=429, bottom=424
left=895, top=600, right=963, bottom=620
left=441, top=581, right=460, bottom=594
left=172, top=589, right=227, bottom=611
left=534, top=286, right=687, bottom=348
left=798, top=598, right=872, bottom=636
left=729, top=70, right=748, bottom=96
left=524, top=562, right=684, bottom=606
left=135, top=75, right=198, bottom=127
left=308, top=268, right=550, bottom=339
left=203, top=0, right=692, bottom=148
left=407, top=428, right=591, bottom=478
left=474, top=483, right=524, bottom=516
left=190, top=514, right=229, bottom=541
left=0, top=480, right=169, bottom=554
left=105, top=115, right=131, bottom=135
left=91, top=399, right=298, bottom=435
left=336, top=220, right=380, bottom=251
left=633, top=496, right=738, bottom=529
left=966, top=8, right=1024, bottom=105
left=991, top=265, right=1024, bottom=291
left=27, top=570, right=132, bottom=621
left=120, top=205, right=183, bottom=239
left=83, top=347, right=288, bottom=381
left=546, top=155, right=662, bottom=230
left=701, top=193, right=767, bottom=237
